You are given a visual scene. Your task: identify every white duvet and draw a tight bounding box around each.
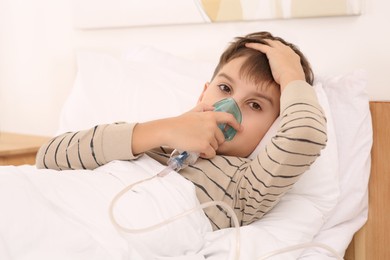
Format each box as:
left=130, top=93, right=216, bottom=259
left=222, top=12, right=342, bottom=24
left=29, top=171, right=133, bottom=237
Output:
left=0, top=44, right=371, bottom=260
left=0, top=154, right=335, bottom=260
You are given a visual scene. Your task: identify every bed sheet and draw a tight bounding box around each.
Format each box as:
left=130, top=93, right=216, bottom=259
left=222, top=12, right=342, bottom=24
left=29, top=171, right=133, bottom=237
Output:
left=0, top=155, right=328, bottom=260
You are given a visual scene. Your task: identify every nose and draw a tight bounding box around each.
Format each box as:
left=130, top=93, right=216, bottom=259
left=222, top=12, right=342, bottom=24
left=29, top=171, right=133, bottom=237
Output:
left=213, top=98, right=242, bottom=123
left=213, top=98, right=242, bottom=141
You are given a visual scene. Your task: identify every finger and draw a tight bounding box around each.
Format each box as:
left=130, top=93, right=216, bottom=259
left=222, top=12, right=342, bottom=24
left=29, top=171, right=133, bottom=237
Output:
left=246, top=40, right=286, bottom=54
left=190, top=103, right=215, bottom=112
left=198, top=103, right=215, bottom=112
left=263, top=39, right=284, bottom=47
left=214, top=112, right=242, bottom=132
left=202, top=105, right=216, bottom=112
left=245, top=42, right=271, bottom=53
left=215, top=129, right=225, bottom=145
left=210, top=138, right=219, bottom=151
left=200, top=145, right=216, bottom=159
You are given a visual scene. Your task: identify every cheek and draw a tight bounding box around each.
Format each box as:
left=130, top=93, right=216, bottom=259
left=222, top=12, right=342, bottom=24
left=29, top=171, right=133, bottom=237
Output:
left=246, top=123, right=267, bottom=142
left=199, top=91, right=219, bottom=106
left=201, top=85, right=228, bottom=103
left=240, top=119, right=265, bottom=145
left=242, top=113, right=275, bottom=141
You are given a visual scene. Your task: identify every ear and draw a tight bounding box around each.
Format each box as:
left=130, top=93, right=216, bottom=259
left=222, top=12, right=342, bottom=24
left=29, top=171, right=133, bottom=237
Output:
left=197, top=82, right=210, bottom=103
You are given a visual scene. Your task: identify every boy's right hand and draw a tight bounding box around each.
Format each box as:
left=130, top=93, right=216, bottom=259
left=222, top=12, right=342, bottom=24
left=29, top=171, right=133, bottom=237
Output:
left=132, top=103, right=242, bottom=158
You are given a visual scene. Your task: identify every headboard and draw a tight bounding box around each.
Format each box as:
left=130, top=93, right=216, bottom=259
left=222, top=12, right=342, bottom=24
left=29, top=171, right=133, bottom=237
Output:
left=345, top=101, right=390, bottom=260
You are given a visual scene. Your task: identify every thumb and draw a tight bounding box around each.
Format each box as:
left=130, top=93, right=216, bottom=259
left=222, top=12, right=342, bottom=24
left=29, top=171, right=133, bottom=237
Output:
left=191, top=103, right=215, bottom=112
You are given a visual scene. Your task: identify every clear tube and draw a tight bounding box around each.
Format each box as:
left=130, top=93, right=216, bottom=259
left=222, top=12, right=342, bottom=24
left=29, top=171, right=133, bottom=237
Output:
left=108, top=173, right=241, bottom=260
left=108, top=169, right=343, bottom=260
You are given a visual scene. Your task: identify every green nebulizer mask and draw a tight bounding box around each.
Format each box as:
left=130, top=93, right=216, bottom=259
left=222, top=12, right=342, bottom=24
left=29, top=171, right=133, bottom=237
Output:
left=213, top=98, right=242, bottom=141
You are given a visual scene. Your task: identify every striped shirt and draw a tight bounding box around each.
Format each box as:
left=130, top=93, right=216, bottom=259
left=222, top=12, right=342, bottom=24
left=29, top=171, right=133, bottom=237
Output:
left=36, top=81, right=327, bottom=230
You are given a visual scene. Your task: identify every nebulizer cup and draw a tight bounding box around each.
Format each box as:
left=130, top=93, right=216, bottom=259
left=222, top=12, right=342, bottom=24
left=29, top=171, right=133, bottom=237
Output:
left=213, top=98, right=242, bottom=141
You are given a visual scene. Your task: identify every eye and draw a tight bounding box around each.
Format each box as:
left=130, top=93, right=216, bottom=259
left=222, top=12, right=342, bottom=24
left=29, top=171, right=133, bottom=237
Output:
left=249, top=102, right=262, bottom=111
left=218, top=84, right=231, bottom=94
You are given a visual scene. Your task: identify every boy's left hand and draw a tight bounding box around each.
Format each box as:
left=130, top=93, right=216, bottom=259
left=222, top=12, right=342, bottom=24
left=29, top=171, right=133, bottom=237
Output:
left=245, top=40, right=306, bottom=92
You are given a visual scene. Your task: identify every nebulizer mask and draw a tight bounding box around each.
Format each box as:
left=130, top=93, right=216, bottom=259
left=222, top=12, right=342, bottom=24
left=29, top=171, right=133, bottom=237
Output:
left=165, top=97, right=242, bottom=172
left=214, top=97, right=242, bottom=141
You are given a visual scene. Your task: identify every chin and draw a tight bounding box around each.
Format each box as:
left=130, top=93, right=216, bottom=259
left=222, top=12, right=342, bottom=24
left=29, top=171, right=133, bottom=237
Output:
left=216, top=145, right=232, bottom=156
left=217, top=145, right=247, bottom=158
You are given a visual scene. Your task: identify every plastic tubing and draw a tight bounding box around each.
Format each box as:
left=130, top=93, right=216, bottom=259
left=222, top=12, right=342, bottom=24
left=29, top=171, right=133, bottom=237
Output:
left=108, top=172, right=241, bottom=260
left=108, top=171, right=343, bottom=260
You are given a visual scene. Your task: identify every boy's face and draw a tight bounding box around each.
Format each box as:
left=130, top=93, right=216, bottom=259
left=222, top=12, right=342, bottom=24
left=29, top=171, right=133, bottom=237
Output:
left=198, top=56, right=280, bottom=157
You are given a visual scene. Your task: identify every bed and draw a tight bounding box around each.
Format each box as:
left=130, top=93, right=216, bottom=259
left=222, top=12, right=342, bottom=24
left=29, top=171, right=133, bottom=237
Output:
left=2, top=1, right=388, bottom=257
left=0, top=40, right=384, bottom=259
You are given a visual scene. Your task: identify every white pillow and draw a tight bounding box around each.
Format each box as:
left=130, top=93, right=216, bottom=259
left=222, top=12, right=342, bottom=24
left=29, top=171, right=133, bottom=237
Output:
left=300, top=70, right=372, bottom=258
left=57, top=49, right=214, bottom=134
left=248, top=83, right=340, bottom=249
left=58, top=47, right=371, bottom=257
left=243, top=71, right=370, bottom=258
left=250, top=82, right=340, bottom=215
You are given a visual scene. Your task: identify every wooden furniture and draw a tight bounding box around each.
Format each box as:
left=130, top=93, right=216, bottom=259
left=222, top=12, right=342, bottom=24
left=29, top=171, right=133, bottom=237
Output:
left=0, top=132, right=51, bottom=166
left=345, top=101, right=390, bottom=260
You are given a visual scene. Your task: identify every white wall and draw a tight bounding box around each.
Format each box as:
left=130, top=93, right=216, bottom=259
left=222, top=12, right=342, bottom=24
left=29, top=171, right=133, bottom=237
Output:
left=0, top=0, right=389, bottom=136
left=0, top=0, right=74, bottom=136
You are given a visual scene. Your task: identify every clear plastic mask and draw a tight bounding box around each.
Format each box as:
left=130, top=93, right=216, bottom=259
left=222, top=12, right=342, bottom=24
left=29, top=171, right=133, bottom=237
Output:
left=213, top=98, right=242, bottom=141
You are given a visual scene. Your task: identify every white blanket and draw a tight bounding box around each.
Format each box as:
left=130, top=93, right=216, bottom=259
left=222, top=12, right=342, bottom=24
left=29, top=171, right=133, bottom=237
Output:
left=0, top=155, right=334, bottom=260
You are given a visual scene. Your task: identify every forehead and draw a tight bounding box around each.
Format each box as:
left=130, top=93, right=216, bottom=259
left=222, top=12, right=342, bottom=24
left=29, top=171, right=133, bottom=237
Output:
left=215, top=57, right=280, bottom=101
left=219, top=55, right=274, bottom=82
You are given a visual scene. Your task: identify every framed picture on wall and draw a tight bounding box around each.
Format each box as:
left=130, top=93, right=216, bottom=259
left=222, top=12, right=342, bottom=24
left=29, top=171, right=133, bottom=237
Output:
left=73, top=0, right=364, bottom=29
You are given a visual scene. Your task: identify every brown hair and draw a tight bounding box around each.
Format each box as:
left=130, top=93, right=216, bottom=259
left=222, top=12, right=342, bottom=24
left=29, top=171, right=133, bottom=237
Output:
left=211, top=31, right=314, bottom=86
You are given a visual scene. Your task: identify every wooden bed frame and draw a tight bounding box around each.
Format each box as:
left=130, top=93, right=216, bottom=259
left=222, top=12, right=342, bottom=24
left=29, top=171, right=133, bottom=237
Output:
left=344, top=101, right=390, bottom=260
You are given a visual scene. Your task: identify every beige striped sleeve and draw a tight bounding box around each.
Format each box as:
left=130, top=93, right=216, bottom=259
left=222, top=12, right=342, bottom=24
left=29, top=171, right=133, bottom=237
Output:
left=35, top=122, right=138, bottom=170
left=235, top=80, right=327, bottom=226
left=175, top=80, right=328, bottom=230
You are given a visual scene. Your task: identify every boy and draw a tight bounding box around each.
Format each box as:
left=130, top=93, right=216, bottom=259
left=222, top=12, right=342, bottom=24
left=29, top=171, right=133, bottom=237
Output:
left=36, top=31, right=327, bottom=230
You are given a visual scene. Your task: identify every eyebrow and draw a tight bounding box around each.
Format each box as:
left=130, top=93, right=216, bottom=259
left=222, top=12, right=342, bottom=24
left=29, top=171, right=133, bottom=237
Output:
left=218, top=72, right=236, bottom=84
left=253, top=91, right=274, bottom=106
left=217, top=72, right=275, bottom=106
